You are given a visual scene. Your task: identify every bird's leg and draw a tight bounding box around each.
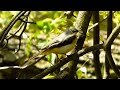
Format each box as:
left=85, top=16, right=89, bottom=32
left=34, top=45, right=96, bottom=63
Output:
left=54, top=54, right=61, bottom=74
left=62, top=54, right=67, bottom=58
left=54, top=54, right=68, bottom=75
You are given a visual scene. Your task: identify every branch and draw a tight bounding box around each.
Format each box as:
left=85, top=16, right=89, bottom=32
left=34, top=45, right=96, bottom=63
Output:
left=54, top=68, right=70, bottom=79
left=0, top=43, right=103, bottom=80
left=19, top=18, right=36, bottom=24
left=0, top=54, right=45, bottom=70
left=67, top=11, right=93, bottom=78
left=104, top=24, right=120, bottom=78
left=20, top=55, right=45, bottom=69
left=6, top=22, right=25, bottom=40
left=15, top=11, right=31, bottom=53
left=104, top=25, right=120, bottom=47
left=78, top=44, right=103, bottom=56
left=64, top=11, right=76, bottom=19
left=88, top=11, right=116, bottom=31
left=0, top=11, right=27, bottom=45
left=0, top=66, right=21, bottom=70
left=23, top=43, right=103, bottom=70
left=104, top=11, right=113, bottom=79
left=92, top=11, right=102, bottom=79
left=31, top=44, right=103, bottom=79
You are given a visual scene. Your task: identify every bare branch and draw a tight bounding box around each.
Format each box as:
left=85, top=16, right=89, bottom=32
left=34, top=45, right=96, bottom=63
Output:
left=0, top=43, right=103, bottom=79
left=19, top=18, right=36, bottom=24
left=92, top=11, right=102, bottom=79
left=31, top=44, right=103, bottom=79
left=88, top=11, right=116, bottom=31
left=6, top=22, right=25, bottom=40
left=15, top=11, right=31, bottom=53
left=104, top=11, right=113, bottom=79
left=104, top=24, right=120, bottom=78
left=0, top=11, right=27, bottom=45
left=78, top=44, right=103, bottom=56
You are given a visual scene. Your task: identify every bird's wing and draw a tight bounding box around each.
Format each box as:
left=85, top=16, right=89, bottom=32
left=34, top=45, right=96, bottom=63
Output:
left=41, top=40, right=60, bottom=50
left=41, top=31, right=66, bottom=50
left=43, top=34, right=76, bottom=51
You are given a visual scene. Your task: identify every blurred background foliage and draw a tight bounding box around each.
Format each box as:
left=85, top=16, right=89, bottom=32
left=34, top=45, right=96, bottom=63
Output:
left=0, top=11, right=120, bottom=79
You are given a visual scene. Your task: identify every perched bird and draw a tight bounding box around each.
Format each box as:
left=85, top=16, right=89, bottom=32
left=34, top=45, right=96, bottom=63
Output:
left=22, top=28, right=78, bottom=67
left=40, top=28, right=78, bottom=55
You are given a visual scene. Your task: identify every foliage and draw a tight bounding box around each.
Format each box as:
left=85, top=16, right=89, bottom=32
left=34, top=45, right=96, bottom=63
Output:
left=0, top=11, right=120, bottom=79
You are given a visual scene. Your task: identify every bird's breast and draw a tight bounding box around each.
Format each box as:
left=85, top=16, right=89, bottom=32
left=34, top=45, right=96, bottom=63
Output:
left=51, top=38, right=77, bottom=54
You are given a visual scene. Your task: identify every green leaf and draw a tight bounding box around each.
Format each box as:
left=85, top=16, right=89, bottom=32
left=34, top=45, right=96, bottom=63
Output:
left=36, top=18, right=53, bottom=33
left=76, top=67, right=87, bottom=79
left=76, top=68, right=83, bottom=79
left=43, top=22, right=52, bottom=33
left=42, top=74, right=54, bottom=79
left=43, top=18, right=52, bottom=22
left=36, top=21, right=44, bottom=29
left=47, top=53, right=56, bottom=64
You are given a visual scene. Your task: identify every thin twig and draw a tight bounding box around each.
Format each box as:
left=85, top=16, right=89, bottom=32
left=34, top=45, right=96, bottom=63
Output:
left=0, top=11, right=26, bottom=45
left=88, top=11, right=116, bottom=31
left=19, top=18, right=36, bottom=24
left=20, top=55, right=45, bottom=69
left=15, top=11, right=31, bottom=53
left=0, top=66, right=21, bottom=70
left=6, top=22, right=25, bottom=40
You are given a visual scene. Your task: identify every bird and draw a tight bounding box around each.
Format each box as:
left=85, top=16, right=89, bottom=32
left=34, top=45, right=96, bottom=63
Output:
left=22, top=28, right=78, bottom=67
left=40, top=28, right=78, bottom=55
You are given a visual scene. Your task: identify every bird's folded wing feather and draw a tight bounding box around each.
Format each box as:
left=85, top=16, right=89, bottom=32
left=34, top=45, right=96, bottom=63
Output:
left=41, top=34, right=76, bottom=52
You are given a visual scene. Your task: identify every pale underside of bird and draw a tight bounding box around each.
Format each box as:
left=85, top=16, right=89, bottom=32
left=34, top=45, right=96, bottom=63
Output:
left=40, top=28, right=78, bottom=55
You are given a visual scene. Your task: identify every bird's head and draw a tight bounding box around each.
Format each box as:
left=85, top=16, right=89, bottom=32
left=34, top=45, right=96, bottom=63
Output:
left=70, top=28, right=79, bottom=33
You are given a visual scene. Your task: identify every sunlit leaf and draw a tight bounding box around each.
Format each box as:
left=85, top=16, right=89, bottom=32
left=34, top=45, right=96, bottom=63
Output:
left=46, top=53, right=56, bottom=63
left=36, top=21, right=44, bottom=29
left=76, top=68, right=83, bottom=79
left=42, top=74, right=54, bottom=79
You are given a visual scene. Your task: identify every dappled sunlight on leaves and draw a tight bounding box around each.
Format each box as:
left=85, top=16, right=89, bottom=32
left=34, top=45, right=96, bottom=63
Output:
left=0, top=11, right=120, bottom=79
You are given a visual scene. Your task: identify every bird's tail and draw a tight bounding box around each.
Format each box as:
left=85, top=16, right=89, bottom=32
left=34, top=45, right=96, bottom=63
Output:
left=19, top=51, right=41, bottom=66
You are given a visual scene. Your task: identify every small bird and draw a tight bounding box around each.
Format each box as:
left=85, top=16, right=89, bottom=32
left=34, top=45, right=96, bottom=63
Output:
left=40, top=28, right=78, bottom=55
left=22, top=28, right=78, bottom=67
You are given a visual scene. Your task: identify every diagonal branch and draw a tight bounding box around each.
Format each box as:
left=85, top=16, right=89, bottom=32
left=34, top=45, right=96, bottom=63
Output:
left=31, top=44, right=103, bottom=79
left=88, top=11, right=116, bottom=31
left=104, top=24, right=120, bottom=78
left=0, top=11, right=27, bottom=45
left=0, top=43, right=103, bottom=79
left=15, top=11, right=31, bottom=53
